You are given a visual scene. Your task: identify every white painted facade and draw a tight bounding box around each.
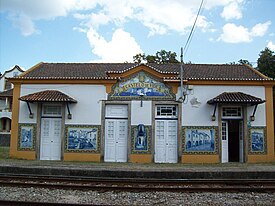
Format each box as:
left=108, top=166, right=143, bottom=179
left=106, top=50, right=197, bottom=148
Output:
left=19, top=84, right=106, bottom=125
left=180, top=85, right=266, bottom=127
left=19, top=84, right=266, bottom=128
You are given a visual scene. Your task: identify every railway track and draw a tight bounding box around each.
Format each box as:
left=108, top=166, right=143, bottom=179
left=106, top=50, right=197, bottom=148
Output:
left=0, top=173, right=274, bottom=192
left=0, top=174, right=274, bottom=205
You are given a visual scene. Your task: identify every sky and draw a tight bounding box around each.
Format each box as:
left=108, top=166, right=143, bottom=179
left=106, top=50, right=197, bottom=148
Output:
left=0, top=0, right=275, bottom=74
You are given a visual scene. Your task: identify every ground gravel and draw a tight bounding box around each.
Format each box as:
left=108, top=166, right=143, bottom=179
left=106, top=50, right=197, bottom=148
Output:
left=0, top=186, right=274, bottom=205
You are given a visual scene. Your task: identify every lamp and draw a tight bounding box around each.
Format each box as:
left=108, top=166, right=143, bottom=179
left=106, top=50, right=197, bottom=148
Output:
left=139, top=92, right=144, bottom=107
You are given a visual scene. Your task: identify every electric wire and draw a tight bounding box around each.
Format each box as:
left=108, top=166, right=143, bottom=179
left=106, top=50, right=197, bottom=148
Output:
left=183, top=0, right=205, bottom=57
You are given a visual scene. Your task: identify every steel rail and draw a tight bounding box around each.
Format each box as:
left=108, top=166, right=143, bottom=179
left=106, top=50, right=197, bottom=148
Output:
left=0, top=173, right=274, bottom=192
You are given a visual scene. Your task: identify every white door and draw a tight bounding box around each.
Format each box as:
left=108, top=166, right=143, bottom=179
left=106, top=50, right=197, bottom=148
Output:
left=221, top=121, right=228, bottom=163
left=104, top=105, right=128, bottom=163
left=104, top=119, right=128, bottom=162
left=239, top=121, right=244, bottom=163
left=155, top=120, right=177, bottom=163
left=40, top=118, right=62, bottom=160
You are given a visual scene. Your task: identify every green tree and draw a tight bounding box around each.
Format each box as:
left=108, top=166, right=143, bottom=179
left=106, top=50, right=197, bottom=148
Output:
left=155, top=50, right=179, bottom=63
left=257, top=47, right=275, bottom=78
left=133, top=50, right=179, bottom=64
left=133, top=53, right=145, bottom=64
left=238, top=59, right=253, bottom=67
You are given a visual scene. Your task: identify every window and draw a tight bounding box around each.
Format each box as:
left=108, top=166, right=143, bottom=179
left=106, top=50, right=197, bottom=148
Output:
left=13, top=72, right=19, bottom=77
left=156, top=105, right=177, bottom=118
left=42, top=105, right=62, bottom=117
left=222, top=106, right=242, bottom=119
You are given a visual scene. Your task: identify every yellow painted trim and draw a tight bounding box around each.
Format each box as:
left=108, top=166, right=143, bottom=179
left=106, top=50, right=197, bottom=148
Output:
left=248, top=85, right=274, bottom=163
left=167, top=82, right=179, bottom=94
left=182, top=155, right=219, bottom=163
left=108, top=65, right=178, bottom=79
left=18, top=62, right=44, bottom=77
left=64, top=153, right=101, bottom=162
left=9, top=151, right=36, bottom=160
left=9, top=83, right=21, bottom=158
left=10, top=79, right=118, bottom=85
left=186, top=80, right=275, bottom=86
left=129, top=154, right=152, bottom=163
left=245, top=64, right=270, bottom=79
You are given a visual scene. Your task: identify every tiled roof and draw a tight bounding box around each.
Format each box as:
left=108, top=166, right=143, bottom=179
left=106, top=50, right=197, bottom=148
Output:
left=12, top=62, right=271, bottom=81
left=0, top=89, right=13, bottom=97
left=207, top=92, right=265, bottom=105
left=19, top=90, right=77, bottom=103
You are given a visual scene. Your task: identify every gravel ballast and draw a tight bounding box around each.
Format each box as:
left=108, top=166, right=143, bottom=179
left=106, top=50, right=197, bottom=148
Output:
left=0, top=186, right=274, bottom=205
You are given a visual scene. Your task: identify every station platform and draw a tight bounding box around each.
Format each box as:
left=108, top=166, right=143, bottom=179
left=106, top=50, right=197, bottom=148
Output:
left=0, top=160, right=275, bottom=179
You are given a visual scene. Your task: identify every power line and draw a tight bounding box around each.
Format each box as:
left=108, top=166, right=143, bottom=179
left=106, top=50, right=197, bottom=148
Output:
left=183, top=0, right=205, bottom=57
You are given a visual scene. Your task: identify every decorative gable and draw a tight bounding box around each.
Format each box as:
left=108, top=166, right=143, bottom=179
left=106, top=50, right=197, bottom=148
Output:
left=108, top=71, right=175, bottom=100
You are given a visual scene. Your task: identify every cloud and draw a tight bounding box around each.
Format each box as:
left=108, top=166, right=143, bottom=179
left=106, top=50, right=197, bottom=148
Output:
left=251, top=21, right=271, bottom=37
left=221, top=1, right=242, bottom=20
left=267, top=41, right=275, bottom=51
left=1, top=0, right=246, bottom=37
left=87, top=28, right=143, bottom=62
left=218, top=21, right=271, bottom=43
left=0, top=0, right=97, bottom=35
left=8, top=13, right=38, bottom=36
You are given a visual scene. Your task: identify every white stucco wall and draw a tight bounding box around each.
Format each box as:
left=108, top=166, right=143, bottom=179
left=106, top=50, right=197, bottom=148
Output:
left=131, top=100, right=152, bottom=125
left=18, top=83, right=266, bottom=127
left=177, top=85, right=266, bottom=127
left=19, top=84, right=106, bottom=125
left=0, top=67, right=23, bottom=92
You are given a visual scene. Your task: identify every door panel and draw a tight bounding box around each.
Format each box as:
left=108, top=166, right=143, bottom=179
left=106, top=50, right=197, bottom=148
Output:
left=239, top=121, right=244, bottom=163
left=116, top=120, right=128, bottom=162
left=104, top=119, right=128, bottom=162
left=104, top=120, right=116, bottom=162
left=40, top=118, right=62, bottom=160
left=166, top=121, right=177, bottom=163
left=155, top=121, right=166, bottom=163
left=221, top=121, right=228, bottom=163
left=155, top=120, right=177, bottom=163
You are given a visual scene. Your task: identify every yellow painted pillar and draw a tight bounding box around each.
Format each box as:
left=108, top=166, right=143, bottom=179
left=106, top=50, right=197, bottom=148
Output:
left=9, top=83, right=21, bottom=157
left=265, top=85, right=275, bottom=162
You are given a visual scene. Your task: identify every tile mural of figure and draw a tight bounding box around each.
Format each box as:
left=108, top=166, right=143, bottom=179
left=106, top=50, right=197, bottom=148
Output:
left=185, top=128, right=215, bottom=152
left=67, top=127, right=98, bottom=150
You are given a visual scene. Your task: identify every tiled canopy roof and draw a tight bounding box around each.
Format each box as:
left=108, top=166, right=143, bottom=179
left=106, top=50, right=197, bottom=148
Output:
left=0, top=89, right=13, bottom=97
left=12, top=62, right=271, bottom=81
left=207, top=92, right=265, bottom=105
left=19, top=90, right=77, bottom=103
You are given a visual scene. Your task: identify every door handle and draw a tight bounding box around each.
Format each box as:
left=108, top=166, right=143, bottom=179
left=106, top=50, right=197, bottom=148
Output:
left=51, top=141, right=53, bottom=143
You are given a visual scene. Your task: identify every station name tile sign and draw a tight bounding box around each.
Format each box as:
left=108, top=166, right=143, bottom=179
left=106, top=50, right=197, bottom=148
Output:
left=108, top=71, right=175, bottom=100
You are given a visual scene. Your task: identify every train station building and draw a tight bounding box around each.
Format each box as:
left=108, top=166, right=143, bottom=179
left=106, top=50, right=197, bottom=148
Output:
left=8, top=62, right=275, bottom=163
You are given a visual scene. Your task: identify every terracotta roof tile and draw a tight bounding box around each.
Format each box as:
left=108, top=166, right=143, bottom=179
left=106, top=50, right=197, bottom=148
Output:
left=207, top=92, right=265, bottom=105
left=19, top=90, right=77, bottom=103
left=0, top=89, right=13, bottom=97
left=12, top=62, right=271, bottom=81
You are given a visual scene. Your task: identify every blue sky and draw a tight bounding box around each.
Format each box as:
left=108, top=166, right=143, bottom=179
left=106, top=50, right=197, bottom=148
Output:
left=0, top=0, right=274, bottom=73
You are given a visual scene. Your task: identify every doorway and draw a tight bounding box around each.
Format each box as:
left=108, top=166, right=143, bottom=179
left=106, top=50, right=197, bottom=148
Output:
left=40, top=105, right=62, bottom=160
left=154, top=105, right=178, bottom=163
left=104, top=105, right=128, bottom=162
left=221, top=120, right=244, bottom=163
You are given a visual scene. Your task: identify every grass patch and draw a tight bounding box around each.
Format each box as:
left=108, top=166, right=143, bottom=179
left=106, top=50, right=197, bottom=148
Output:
left=0, top=147, right=9, bottom=159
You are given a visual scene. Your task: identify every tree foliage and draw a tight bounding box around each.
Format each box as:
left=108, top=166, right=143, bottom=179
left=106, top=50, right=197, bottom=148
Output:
left=257, top=47, right=275, bottom=78
left=238, top=59, right=253, bottom=67
left=133, top=50, right=179, bottom=64
left=227, top=59, right=252, bottom=67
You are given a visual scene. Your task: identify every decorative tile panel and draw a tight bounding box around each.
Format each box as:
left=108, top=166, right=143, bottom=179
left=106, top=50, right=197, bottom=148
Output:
left=18, top=123, right=36, bottom=151
left=65, top=125, right=100, bottom=153
left=182, top=126, right=218, bottom=154
left=248, top=127, right=267, bottom=154
left=131, top=125, right=151, bottom=154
